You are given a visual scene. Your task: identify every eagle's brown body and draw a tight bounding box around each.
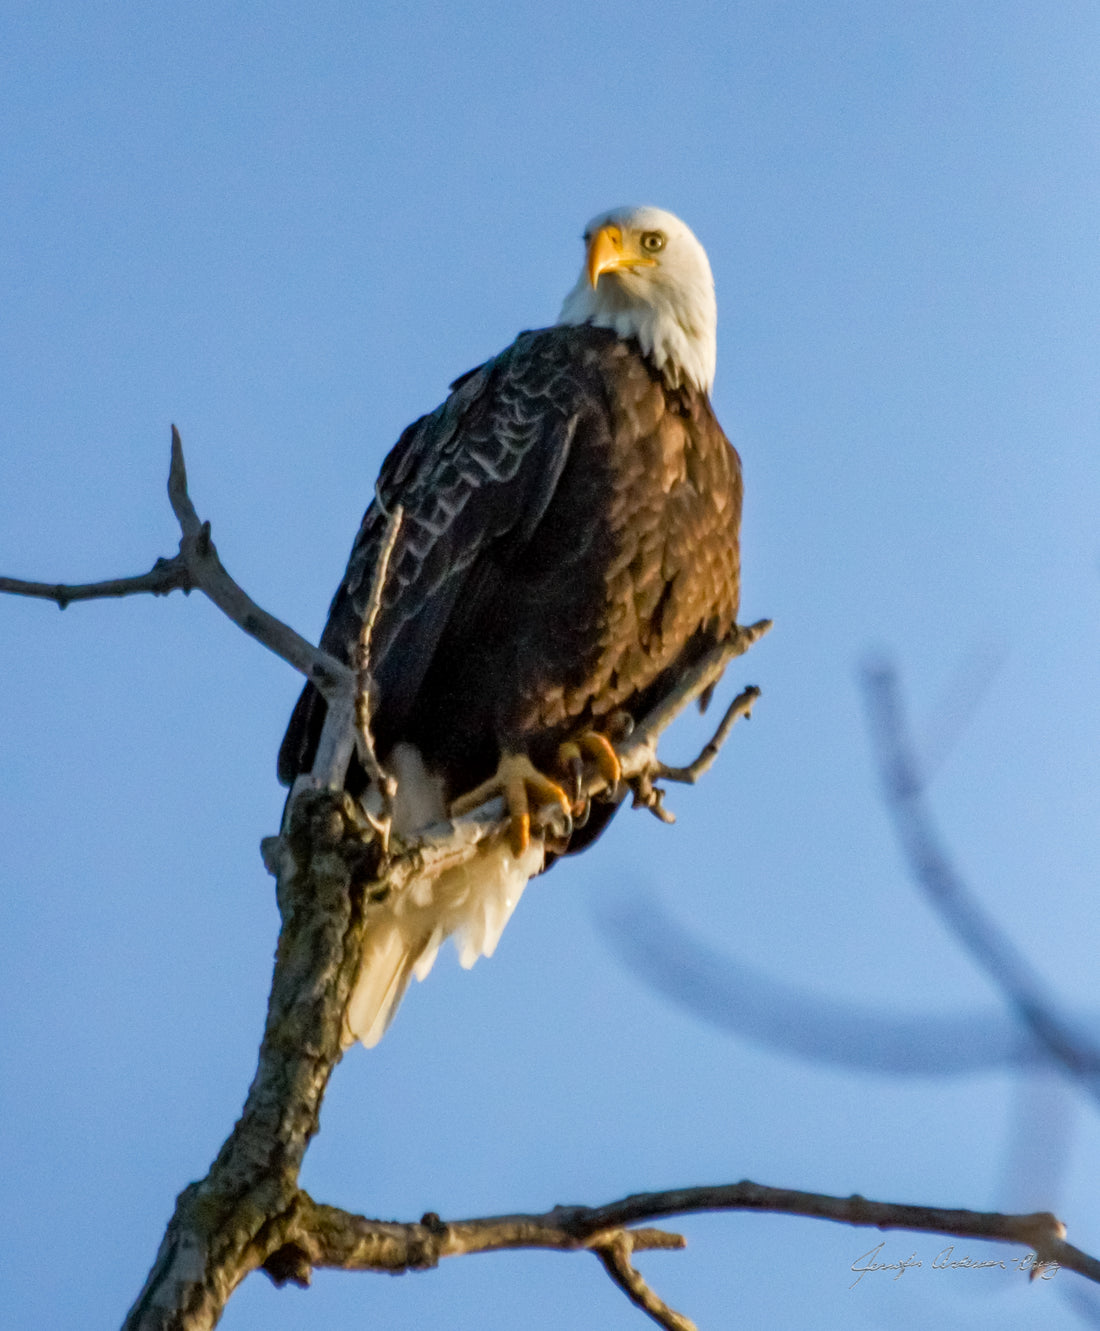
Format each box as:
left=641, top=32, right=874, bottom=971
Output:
left=278, top=323, right=742, bottom=842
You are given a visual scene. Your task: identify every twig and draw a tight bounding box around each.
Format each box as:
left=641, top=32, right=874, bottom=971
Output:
left=0, top=428, right=355, bottom=705
left=0, top=557, right=193, bottom=606
left=626, top=620, right=771, bottom=759
left=590, top=1231, right=697, bottom=1331
left=657, top=684, right=760, bottom=785
left=862, top=658, right=1100, bottom=1103
left=615, top=628, right=768, bottom=824
left=165, top=429, right=202, bottom=536
left=353, top=504, right=404, bottom=836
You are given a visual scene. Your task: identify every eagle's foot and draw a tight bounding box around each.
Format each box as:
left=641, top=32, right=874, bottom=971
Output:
left=556, top=730, right=623, bottom=809
left=450, top=752, right=572, bottom=856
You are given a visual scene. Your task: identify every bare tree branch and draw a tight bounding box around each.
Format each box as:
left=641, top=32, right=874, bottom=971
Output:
left=124, top=790, right=366, bottom=1331
left=353, top=503, right=404, bottom=842
left=0, top=428, right=355, bottom=705
left=590, top=1231, right=696, bottom=1331
left=626, top=622, right=771, bottom=757
left=135, top=1157, right=1096, bottom=1331
left=656, top=684, right=760, bottom=785
left=0, top=558, right=194, bottom=606
left=617, top=627, right=769, bottom=825
left=288, top=1179, right=1087, bottom=1285
left=862, top=658, right=1100, bottom=1103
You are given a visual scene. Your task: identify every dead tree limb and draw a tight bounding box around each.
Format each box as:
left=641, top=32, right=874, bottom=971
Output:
left=125, top=775, right=1097, bottom=1331
left=287, top=1178, right=1091, bottom=1282
left=0, top=427, right=354, bottom=704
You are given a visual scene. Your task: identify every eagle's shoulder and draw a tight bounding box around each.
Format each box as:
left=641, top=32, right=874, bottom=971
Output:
left=489, top=323, right=638, bottom=392
left=371, top=326, right=602, bottom=506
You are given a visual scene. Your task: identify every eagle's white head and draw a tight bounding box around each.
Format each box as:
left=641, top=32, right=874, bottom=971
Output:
left=558, top=205, right=717, bottom=395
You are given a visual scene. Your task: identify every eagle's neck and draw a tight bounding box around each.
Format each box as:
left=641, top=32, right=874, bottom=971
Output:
left=557, top=274, right=716, bottom=395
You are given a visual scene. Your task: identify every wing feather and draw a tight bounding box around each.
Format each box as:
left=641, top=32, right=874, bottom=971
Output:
left=277, top=330, right=586, bottom=785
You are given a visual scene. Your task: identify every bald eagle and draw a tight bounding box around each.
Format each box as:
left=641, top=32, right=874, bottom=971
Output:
left=279, top=206, right=742, bottom=1046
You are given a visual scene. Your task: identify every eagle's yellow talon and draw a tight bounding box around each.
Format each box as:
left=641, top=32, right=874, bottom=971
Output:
left=558, top=741, right=585, bottom=805
left=556, top=729, right=623, bottom=804
left=450, top=752, right=570, bottom=852
left=510, top=811, right=531, bottom=856
left=578, top=731, right=622, bottom=791
left=525, top=769, right=572, bottom=817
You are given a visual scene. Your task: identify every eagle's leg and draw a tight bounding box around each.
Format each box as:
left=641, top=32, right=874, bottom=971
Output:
left=450, top=752, right=572, bottom=856
left=557, top=730, right=623, bottom=808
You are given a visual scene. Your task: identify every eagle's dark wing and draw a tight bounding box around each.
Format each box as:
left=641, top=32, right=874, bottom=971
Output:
left=277, top=329, right=588, bottom=785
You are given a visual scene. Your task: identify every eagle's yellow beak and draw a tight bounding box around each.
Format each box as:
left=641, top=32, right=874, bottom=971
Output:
left=586, top=225, right=655, bottom=288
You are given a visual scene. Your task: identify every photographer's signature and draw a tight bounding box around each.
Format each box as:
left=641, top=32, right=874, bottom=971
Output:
left=850, top=1241, right=1058, bottom=1288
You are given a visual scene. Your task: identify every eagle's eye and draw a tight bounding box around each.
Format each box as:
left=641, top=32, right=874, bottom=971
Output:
left=640, top=231, right=666, bottom=254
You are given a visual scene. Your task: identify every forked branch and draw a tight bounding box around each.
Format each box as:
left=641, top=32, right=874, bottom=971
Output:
left=0, top=428, right=354, bottom=703
left=279, top=1178, right=1089, bottom=1282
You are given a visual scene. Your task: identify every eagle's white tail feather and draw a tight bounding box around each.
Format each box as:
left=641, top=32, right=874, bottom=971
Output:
left=346, top=917, right=430, bottom=1049
left=412, top=925, right=445, bottom=982
left=344, top=839, right=542, bottom=1048
left=449, top=838, right=541, bottom=968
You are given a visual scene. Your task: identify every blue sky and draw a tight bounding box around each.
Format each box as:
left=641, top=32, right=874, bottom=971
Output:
left=2, top=2, right=1099, bottom=1327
